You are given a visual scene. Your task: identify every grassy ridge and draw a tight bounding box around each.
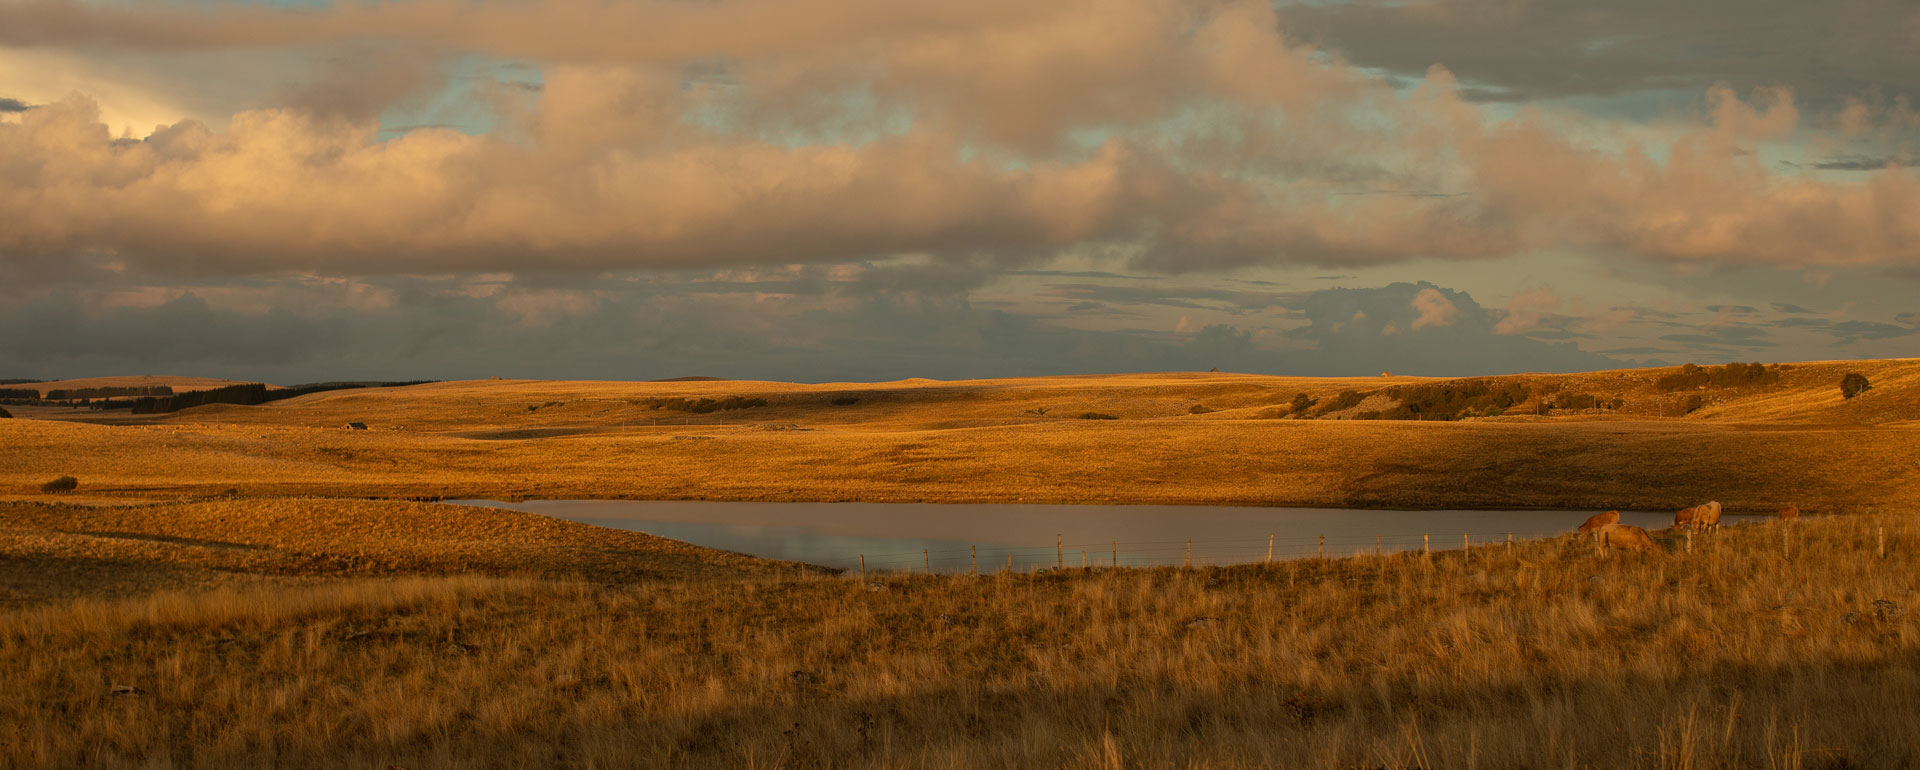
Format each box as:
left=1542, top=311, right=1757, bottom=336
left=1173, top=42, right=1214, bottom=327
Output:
left=4, top=360, right=1916, bottom=511
left=3, top=510, right=1915, bottom=769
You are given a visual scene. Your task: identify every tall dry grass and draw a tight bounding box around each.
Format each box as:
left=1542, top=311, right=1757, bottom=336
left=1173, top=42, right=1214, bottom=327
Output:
left=4, top=512, right=1915, bottom=769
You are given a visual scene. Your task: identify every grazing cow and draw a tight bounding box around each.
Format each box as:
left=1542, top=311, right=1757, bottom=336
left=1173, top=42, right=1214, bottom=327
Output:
left=1778, top=505, right=1800, bottom=521
left=1577, top=510, right=1621, bottom=534
left=1673, top=501, right=1723, bottom=531
left=1597, top=523, right=1660, bottom=553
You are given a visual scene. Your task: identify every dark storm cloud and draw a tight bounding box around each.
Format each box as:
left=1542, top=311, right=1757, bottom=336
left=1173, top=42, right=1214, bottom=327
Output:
left=1812, top=156, right=1896, bottom=171
left=0, top=293, right=347, bottom=367
left=1277, top=0, right=1920, bottom=108
left=1829, top=320, right=1918, bottom=341
left=0, top=97, right=35, bottom=112
left=1659, top=325, right=1779, bottom=349
left=1705, top=305, right=1759, bottom=314
left=1280, top=282, right=1621, bottom=375
left=1772, top=303, right=1817, bottom=314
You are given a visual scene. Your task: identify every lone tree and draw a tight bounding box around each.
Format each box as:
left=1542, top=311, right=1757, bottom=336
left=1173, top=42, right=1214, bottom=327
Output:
left=1840, top=372, right=1872, bottom=399
left=41, top=476, right=77, bottom=494
left=1289, top=392, right=1315, bottom=414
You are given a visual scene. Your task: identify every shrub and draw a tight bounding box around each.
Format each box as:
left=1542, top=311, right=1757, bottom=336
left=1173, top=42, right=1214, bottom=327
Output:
left=1077, top=412, right=1119, bottom=420
left=1379, top=380, right=1529, bottom=421
left=640, top=396, right=769, bottom=413
left=1289, top=393, right=1315, bottom=414
left=1318, top=390, right=1364, bottom=414
left=0, top=405, right=10, bottom=418
left=41, top=476, right=78, bottom=494
left=1840, top=373, right=1871, bottom=399
left=1188, top=404, right=1214, bottom=415
left=1656, top=362, right=1781, bottom=392
left=829, top=396, right=860, bottom=406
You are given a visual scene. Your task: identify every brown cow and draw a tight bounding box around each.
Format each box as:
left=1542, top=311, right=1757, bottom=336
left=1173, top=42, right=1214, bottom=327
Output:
left=1673, top=501, right=1723, bottom=531
left=1597, top=523, right=1660, bottom=553
left=1778, top=504, right=1800, bottom=521
left=1578, top=510, right=1621, bottom=534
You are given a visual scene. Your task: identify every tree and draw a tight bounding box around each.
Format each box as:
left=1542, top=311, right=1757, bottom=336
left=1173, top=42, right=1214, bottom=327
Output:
left=1289, top=392, right=1315, bottom=414
left=0, top=405, right=11, bottom=418
left=1840, top=372, right=1872, bottom=399
left=41, top=476, right=78, bottom=494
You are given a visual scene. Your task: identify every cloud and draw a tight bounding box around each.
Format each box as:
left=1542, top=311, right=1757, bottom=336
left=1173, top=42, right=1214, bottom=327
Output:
left=0, top=2, right=1914, bottom=286
left=1284, top=282, right=1620, bottom=375
left=1276, top=0, right=1920, bottom=109
left=0, top=97, right=33, bottom=112
left=1408, top=287, right=1459, bottom=329
left=1829, top=320, right=1917, bottom=341
left=1492, top=287, right=1559, bottom=334
left=1771, top=303, right=1816, bottom=314
left=1813, top=155, right=1899, bottom=171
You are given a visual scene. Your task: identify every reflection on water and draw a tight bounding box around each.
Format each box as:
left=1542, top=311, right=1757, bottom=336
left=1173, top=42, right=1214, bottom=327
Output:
left=452, top=500, right=1721, bottom=573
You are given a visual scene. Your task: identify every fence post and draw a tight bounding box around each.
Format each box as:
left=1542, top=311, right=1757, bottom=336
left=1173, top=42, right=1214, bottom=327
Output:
left=1376, top=534, right=1382, bottom=556
left=1113, top=541, right=1118, bottom=567
left=972, top=545, right=978, bottom=576
left=1081, top=550, right=1087, bottom=569
left=924, top=549, right=930, bottom=574
left=1318, top=535, right=1324, bottom=561
left=1185, top=539, right=1192, bottom=569
left=1423, top=533, right=1430, bottom=558
left=1057, top=534, right=1064, bottom=570
left=1686, top=529, right=1693, bottom=554
left=1007, top=552, right=1013, bottom=573
left=1267, top=534, right=1275, bottom=564
left=859, top=554, right=865, bottom=581
left=1880, top=527, right=1887, bottom=560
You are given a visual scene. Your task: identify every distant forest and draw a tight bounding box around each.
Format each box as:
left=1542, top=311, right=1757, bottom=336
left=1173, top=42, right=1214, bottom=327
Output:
left=0, top=381, right=435, bottom=412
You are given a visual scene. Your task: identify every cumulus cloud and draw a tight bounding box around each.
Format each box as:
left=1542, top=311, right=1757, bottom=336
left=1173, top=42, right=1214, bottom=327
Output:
left=1493, top=288, right=1559, bottom=335
left=0, top=97, right=33, bottom=112
left=1408, top=287, right=1459, bottom=329
left=0, top=0, right=1913, bottom=286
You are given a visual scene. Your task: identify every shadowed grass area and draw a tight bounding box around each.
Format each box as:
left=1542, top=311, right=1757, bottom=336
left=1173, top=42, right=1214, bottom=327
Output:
left=3, top=509, right=1915, bottom=769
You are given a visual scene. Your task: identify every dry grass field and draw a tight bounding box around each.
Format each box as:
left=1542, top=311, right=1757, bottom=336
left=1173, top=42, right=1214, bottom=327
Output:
left=3, top=358, right=1917, bottom=511
left=4, top=359, right=1917, bottom=767
left=1, top=504, right=1914, bottom=769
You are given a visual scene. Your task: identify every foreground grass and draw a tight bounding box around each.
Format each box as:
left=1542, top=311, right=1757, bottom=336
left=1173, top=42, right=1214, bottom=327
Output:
left=4, top=511, right=1915, bottom=769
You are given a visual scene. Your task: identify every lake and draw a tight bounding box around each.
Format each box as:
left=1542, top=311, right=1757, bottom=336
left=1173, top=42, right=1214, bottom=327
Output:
left=451, top=500, right=1716, bottom=573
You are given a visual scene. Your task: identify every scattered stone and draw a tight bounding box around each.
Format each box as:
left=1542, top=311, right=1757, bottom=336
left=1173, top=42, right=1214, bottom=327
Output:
left=109, top=683, right=146, bottom=697
left=1874, top=599, right=1904, bottom=622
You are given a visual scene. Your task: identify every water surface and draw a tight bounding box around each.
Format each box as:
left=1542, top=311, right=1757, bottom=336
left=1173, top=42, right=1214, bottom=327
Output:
left=455, top=500, right=1709, bottom=573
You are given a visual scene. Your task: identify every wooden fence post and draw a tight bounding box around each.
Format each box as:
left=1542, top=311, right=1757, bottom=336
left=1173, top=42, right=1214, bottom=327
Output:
left=1318, top=534, right=1324, bottom=560
left=1267, top=534, right=1275, bottom=564
left=1185, top=539, right=1192, bottom=569
left=1057, top=534, right=1064, bottom=570
left=1423, top=534, right=1430, bottom=558
left=1376, top=534, right=1382, bottom=556
left=1112, top=541, right=1118, bottom=567
left=1081, top=550, right=1087, bottom=569
left=1686, top=529, right=1693, bottom=554
left=1007, top=552, right=1013, bottom=573
left=859, top=554, right=865, bottom=581
left=972, top=545, right=978, bottom=575
left=924, top=549, right=930, bottom=574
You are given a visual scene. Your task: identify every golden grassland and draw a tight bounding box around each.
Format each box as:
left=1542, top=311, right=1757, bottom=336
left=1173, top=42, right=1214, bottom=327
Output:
left=0, top=499, right=812, bottom=607
left=4, top=358, right=1918, bottom=511
left=1, top=502, right=1915, bottom=769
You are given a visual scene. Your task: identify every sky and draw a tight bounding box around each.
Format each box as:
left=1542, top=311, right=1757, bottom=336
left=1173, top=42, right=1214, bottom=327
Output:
left=1, top=0, right=1917, bottom=383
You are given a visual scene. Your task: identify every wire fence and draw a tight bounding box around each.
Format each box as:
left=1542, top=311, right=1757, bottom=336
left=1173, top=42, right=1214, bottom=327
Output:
left=825, top=529, right=1555, bottom=575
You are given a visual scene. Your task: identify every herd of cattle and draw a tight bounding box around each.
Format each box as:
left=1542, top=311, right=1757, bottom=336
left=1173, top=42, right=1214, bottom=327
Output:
left=1572, top=502, right=1802, bottom=552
